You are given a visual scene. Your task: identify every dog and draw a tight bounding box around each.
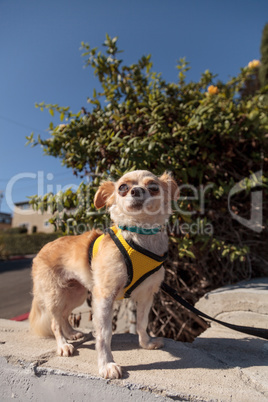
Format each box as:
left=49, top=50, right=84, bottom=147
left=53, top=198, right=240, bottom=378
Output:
left=29, top=170, right=178, bottom=379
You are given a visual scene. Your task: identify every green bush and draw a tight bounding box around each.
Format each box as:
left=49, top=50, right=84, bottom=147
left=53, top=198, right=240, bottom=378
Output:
left=0, top=232, right=60, bottom=259
left=5, top=227, right=28, bottom=235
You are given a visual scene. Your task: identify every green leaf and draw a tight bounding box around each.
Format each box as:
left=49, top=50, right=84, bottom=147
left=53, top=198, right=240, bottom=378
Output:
left=148, top=141, right=155, bottom=150
left=185, top=250, right=196, bottom=259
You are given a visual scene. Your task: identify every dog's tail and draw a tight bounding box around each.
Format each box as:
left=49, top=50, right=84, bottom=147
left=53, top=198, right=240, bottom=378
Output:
left=29, top=297, right=53, bottom=338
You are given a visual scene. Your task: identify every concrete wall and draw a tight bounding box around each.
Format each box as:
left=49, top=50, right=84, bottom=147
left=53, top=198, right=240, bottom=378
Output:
left=0, top=212, right=12, bottom=230
left=12, top=202, right=54, bottom=233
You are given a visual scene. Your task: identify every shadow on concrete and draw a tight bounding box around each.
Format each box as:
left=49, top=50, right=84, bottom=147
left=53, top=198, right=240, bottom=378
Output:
left=208, top=278, right=268, bottom=293
left=73, top=333, right=266, bottom=373
left=123, top=337, right=266, bottom=373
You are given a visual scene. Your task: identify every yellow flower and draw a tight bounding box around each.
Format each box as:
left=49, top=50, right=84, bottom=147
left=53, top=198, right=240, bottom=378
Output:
left=207, top=85, right=219, bottom=95
left=57, top=124, right=66, bottom=132
left=248, top=59, right=260, bottom=69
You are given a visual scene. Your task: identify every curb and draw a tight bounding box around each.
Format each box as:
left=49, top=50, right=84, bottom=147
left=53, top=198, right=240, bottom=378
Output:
left=7, top=255, right=36, bottom=261
left=10, top=313, right=30, bottom=321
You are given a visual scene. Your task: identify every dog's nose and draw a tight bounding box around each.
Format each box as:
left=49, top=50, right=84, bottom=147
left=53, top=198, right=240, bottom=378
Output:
left=131, top=187, right=146, bottom=198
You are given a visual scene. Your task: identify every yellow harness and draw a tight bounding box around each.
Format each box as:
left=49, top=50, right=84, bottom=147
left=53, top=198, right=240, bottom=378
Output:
left=89, top=226, right=168, bottom=298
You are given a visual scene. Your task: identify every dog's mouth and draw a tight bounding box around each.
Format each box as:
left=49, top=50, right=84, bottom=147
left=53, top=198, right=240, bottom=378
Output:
left=123, top=187, right=147, bottom=212
left=126, top=200, right=144, bottom=211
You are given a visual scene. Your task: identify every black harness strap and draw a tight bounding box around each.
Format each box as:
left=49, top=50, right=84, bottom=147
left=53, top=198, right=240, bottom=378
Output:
left=124, top=263, right=163, bottom=298
left=107, top=228, right=134, bottom=289
left=161, top=282, right=268, bottom=341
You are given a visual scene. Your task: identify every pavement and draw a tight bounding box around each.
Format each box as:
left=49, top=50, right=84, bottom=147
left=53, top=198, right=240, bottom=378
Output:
left=0, top=277, right=268, bottom=402
left=0, top=258, right=32, bottom=319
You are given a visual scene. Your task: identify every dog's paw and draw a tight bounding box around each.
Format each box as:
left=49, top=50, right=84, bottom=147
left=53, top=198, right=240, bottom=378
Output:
left=140, top=337, right=164, bottom=350
left=57, top=343, right=74, bottom=357
left=99, top=362, right=122, bottom=379
left=68, top=331, right=84, bottom=341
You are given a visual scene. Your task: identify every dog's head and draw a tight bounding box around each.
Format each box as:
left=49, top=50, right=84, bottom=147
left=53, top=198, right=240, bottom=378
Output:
left=94, top=170, right=179, bottom=227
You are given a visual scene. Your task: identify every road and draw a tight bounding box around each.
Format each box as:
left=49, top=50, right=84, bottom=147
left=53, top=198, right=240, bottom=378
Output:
left=0, top=258, right=33, bottom=319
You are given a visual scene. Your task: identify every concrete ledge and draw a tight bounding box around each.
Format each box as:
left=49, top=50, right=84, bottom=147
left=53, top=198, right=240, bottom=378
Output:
left=195, top=277, right=268, bottom=317
left=0, top=355, right=169, bottom=402
left=1, top=278, right=268, bottom=401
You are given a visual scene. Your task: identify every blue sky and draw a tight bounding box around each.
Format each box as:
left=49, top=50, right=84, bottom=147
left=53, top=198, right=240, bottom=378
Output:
left=0, top=0, right=267, bottom=214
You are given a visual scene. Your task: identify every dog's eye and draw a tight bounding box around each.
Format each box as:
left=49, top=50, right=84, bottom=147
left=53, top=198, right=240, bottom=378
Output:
left=118, top=183, right=129, bottom=196
left=147, top=182, right=159, bottom=194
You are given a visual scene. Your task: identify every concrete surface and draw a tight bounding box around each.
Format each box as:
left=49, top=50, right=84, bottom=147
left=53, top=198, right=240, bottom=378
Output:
left=0, top=278, right=268, bottom=402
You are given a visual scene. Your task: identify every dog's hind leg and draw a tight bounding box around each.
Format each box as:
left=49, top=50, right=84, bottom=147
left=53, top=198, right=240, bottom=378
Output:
left=51, top=314, right=75, bottom=357
left=61, top=318, right=84, bottom=340
left=49, top=281, right=88, bottom=356
left=60, top=281, right=88, bottom=341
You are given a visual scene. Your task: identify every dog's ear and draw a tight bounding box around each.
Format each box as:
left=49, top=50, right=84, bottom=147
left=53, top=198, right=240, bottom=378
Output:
left=159, top=172, right=179, bottom=200
left=94, top=181, right=115, bottom=209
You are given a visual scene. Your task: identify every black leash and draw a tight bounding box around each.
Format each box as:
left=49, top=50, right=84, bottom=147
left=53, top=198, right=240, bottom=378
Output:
left=161, top=282, right=268, bottom=341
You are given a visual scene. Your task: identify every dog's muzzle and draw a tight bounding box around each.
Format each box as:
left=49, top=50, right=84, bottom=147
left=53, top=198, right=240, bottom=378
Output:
left=128, top=186, right=146, bottom=209
left=131, top=186, right=146, bottom=199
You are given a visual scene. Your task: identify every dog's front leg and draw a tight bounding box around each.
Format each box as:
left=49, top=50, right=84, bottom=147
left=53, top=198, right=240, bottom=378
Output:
left=93, top=292, right=122, bottom=379
left=133, top=268, right=165, bottom=350
left=135, top=291, right=164, bottom=350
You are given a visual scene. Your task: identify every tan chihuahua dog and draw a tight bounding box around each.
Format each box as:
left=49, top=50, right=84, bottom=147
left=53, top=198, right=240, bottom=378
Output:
left=29, top=170, right=178, bottom=379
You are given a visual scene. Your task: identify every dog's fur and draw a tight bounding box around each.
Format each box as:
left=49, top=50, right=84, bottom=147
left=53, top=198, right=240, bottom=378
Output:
left=29, top=170, right=178, bottom=379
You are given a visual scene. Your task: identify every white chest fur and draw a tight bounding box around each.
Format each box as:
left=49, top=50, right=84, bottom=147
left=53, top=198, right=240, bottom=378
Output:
left=122, top=231, right=168, bottom=256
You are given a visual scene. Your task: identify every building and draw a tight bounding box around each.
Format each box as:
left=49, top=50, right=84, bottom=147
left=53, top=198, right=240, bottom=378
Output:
left=0, top=212, right=12, bottom=230
left=12, top=201, right=54, bottom=233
